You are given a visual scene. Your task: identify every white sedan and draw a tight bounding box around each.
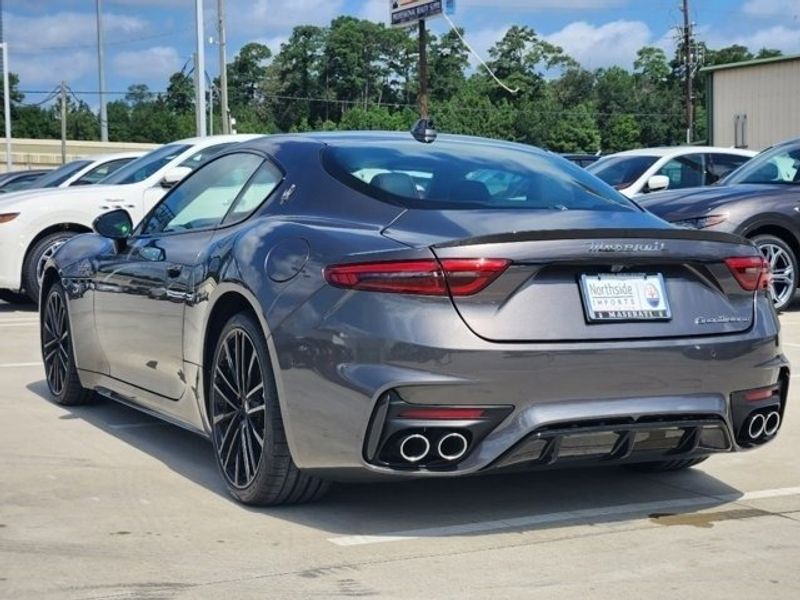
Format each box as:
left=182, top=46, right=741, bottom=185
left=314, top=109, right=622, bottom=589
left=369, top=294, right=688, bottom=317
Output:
left=587, top=146, right=756, bottom=198
left=21, top=152, right=145, bottom=190
left=0, top=134, right=261, bottom=302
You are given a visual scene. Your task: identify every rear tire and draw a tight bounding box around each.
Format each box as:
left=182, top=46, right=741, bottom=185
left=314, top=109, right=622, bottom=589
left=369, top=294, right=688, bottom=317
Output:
left=23, top=232, right=77, bottom=303
left=209, top=312, right=329, bottom=506
left=40, top=282, right=94, bottom=406
left=625, top=456, right=708, bottom=472
left=752, top=234, right=798, bottom=312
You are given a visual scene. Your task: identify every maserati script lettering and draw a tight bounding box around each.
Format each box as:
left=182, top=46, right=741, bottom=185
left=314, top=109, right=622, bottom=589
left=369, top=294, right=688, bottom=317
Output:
left=588, top=241, right=666, bottom=253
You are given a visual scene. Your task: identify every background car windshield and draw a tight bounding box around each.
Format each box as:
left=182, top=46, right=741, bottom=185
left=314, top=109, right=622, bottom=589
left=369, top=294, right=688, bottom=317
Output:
left=100, top=144, right=190, bottom=185
left=324, top=140, right=635, bottom=212
left=722, top=144, right=800, bottom=185
left=587, top=155, right=659, bottom=189
left=31, top=160, right=91, bottom=188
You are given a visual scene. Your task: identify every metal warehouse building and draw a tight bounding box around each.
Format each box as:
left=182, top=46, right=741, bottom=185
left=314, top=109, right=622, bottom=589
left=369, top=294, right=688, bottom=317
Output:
left=704, top=54, right=800, bottom=150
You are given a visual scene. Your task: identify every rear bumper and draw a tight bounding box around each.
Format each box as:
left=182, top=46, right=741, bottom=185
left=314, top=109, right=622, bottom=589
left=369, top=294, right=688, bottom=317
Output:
left=270, top=290, right=788, bottom=480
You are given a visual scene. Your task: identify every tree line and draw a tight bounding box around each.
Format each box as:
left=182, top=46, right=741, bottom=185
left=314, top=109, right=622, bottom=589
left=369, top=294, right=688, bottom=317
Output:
left=0, top=16, right=782, bottom=153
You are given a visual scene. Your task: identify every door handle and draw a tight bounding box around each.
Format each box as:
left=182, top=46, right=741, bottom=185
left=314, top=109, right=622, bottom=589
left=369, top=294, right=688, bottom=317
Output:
left=167, top=266, right=183, bottom=278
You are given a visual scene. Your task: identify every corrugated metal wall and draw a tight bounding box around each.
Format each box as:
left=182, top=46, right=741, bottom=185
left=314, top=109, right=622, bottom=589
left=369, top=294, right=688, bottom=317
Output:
left=712, top=59, right=800, bottom=150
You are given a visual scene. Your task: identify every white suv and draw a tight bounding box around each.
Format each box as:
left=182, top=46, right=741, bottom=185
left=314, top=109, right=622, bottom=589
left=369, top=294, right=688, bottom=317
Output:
left=19, top=152, right=144, bottom=190
left=587, top=146, right=756, bottom=198
left=0, top=134, right=261, bottom=302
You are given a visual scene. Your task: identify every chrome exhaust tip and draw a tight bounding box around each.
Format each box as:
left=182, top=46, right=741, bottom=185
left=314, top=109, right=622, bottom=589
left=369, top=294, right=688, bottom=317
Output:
left=399, top=434, right=430, bottom=463
left=764, top=411, right=781, bottom=437
left=437, top=432, right=469, bottom=462
left=747, top=413, right=766, bottom=440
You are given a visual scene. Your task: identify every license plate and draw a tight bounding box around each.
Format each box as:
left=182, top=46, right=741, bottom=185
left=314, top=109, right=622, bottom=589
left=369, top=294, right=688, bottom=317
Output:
left=580, top=273, right=671, bottom=322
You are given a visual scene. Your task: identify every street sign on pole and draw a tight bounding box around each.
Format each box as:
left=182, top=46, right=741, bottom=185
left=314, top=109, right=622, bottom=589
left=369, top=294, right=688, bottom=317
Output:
left=390, top=0, right=454, bottom=27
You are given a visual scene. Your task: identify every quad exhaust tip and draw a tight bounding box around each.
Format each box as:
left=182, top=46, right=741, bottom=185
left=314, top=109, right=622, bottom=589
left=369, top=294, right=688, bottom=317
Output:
left=399, top=434, right=430, bottom=463
left=747, top=413, right=766, bottom=440
left=764, top=411, right=781, bottom=437
left=437, top=432, right=469, bottom=462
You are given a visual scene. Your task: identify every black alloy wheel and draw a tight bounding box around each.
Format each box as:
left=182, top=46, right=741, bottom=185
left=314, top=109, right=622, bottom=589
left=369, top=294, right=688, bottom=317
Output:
left=41, top=282, right=93, bottom=405
left=209, top=312, right=329, bottom=505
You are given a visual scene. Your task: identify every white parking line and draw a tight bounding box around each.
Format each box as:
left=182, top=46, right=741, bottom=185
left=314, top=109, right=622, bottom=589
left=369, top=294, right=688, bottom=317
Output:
left=0, top=321, right=38, bottom=327
left=0, top=362, right=41, bottom=368
left=328, top=486, right=800, bottom=547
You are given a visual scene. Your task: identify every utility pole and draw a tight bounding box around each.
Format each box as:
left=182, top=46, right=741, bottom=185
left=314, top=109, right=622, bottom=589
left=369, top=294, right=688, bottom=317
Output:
left=1, top=43, right=11, bottom=170
left=194, top=0, right=207, bottom=137
left=96, top=0, right=108, bottom=142
left=681, top=0, right=694, bottom=144
left=217, top=0, right=229, bottom=134
left=418, top=19, right=428, bottom=118
left=60, top=81, right=67, bottom=164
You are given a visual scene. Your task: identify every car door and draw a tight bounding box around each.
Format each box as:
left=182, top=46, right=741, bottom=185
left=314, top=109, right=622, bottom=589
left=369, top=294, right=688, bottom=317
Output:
left=656, top=153, right=705, bottom=190
left=93, top=152, right=265, bottom=400
left=705, top=153, right=751, bottom=184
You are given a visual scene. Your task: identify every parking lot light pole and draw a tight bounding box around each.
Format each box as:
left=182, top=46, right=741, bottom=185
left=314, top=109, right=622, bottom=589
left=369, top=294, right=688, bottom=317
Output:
left=2, top=42, right=11, bottom=169
left=194, top=0, right=207, bottom=137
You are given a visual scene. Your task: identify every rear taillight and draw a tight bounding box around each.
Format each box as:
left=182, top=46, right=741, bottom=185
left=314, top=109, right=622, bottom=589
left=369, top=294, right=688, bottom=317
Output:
left=725, top=256, right=771, bottom=291
left=323, top=258, right=509, bottom=296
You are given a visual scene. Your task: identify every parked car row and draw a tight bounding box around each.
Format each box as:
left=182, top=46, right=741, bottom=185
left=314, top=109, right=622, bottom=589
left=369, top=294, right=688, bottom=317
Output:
left=31, top=130, right=787, bottom=506
left=0, top=135, right=259, bottom=303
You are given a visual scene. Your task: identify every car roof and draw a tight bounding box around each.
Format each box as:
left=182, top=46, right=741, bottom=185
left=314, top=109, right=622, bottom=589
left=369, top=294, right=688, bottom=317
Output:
left=84, top=151, right=146, bottom=162
left=171, top=133, right=264, bottom=147
left=604, top=146, right=757, bottom=158
left=244, top=131, right=552, bottom=156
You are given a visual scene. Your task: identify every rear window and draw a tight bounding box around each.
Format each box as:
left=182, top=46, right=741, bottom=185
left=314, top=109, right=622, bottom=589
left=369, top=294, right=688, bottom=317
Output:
left=323, top=140, right=635, bottom=212
left=587, top=155, right=659, bottom=189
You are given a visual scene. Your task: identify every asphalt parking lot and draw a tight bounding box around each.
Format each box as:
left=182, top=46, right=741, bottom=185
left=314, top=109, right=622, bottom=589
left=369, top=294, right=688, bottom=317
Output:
left=1, top=299, right=799, bottom=600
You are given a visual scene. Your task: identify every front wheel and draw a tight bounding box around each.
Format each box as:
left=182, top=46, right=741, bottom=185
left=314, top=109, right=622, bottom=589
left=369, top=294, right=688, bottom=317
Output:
left=753, top=234, right=798, bottom=312
left=209, top=312, right=329, bottom=506
left=24, top=232, right=77, bottom=303
left=40, top=282, right=94, bottom=405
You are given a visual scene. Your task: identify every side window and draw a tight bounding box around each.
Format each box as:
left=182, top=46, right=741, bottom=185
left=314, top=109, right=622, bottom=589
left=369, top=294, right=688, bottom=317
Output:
left=141, top=153, right=263, bottom=235
left=657, top=154, right=704, bottom=189
left=72, top=158, right=134, bottom=186
left=707, top=153, right=750, bottom=184
left=222, top=162, right=283, bottom=225
left=179, top=143, right=234, bottom=170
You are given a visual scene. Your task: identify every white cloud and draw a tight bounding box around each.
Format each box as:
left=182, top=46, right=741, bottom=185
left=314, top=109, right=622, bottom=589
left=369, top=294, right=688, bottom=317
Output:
left=462, top=25, right=511, bottom=68
left=227, top=0, right=345, bottom=33
left=359, top=0, right=389, bottom=23
left=112, top=46, right=184, bottom=81
left=5, top=11, right=149, bottom=52
left=10, top=51, right=96, bottom=87
left=460, top=0, right=629, bottom=8
left=742, top=0, right=800, bottom=18
left=705, top=25, right=800, bottom=54
left=546, top=20, right=653, bottom=69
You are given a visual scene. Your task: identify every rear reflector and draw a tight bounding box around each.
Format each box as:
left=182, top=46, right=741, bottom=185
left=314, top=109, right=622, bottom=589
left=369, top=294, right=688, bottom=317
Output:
left=324, top=258, right=509, bottom=296
left=725, top=256, right=771, bottom=291
left=743, top=387, right=779, bottom=402
left=397, top=407, right=487, bottom=420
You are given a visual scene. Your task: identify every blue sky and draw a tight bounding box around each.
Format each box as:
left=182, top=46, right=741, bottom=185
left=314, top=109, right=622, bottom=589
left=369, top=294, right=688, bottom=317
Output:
left=3, top=0, right=800, bottom=107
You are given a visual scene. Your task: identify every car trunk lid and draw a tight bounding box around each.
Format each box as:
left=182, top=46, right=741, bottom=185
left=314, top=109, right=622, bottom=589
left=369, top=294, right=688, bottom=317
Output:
left=383, top=209, right=762, bottom=342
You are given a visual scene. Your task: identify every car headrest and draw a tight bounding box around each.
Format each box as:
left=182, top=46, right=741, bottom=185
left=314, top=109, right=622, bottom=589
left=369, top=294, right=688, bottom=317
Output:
left=450, top=180, right=490, bottom=204
left=370, top=172, right=418, bottom=198
left=755, top=162, right=780, bottom=181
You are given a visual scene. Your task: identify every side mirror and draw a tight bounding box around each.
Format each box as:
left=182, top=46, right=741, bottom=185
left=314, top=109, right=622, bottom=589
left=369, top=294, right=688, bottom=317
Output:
left=94, top=209, right=133, bottom=251
left=160, top=166, right=192, bottom=188
left=646, top=175, right=670, bottom=193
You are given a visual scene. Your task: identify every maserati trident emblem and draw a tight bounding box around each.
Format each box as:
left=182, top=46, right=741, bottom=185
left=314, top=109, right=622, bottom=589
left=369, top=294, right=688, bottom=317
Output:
left=588, top=241, right=666, bottom=253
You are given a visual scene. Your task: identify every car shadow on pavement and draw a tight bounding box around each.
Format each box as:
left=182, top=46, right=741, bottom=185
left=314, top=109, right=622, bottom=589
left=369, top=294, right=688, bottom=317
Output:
left=27, top=378, right=744, bottom=539
left=0, top=301, right=36, bottom=314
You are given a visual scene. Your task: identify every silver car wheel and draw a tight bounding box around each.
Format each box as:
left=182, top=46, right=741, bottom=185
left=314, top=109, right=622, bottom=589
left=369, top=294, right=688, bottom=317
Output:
left=758, top=242, right=796, bottom=309
left=36, top=239, right=68, bottom=285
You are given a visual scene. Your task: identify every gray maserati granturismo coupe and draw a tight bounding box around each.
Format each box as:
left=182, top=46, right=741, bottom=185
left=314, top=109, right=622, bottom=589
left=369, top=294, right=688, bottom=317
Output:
left=39, top=132, right=789, bottom=505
